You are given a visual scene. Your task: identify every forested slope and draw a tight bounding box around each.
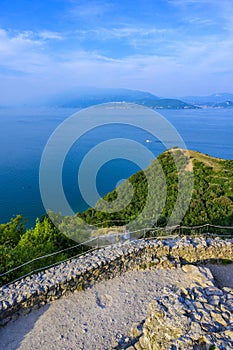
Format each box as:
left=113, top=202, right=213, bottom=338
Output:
left=1, top=148, right=233, bottom=285
left=80, top=149, right=233, bottom=227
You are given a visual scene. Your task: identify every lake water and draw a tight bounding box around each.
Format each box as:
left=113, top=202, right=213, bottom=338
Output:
left=0, top=107, right=232, bottom=227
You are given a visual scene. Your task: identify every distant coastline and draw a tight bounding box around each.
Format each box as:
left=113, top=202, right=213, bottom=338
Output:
left=37, top=88, right=233, bottom=110
left=0, top=105, right=232, bottom=226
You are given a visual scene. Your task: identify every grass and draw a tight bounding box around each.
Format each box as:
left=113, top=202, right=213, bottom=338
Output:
left=189, top=150, right=224, bottom=171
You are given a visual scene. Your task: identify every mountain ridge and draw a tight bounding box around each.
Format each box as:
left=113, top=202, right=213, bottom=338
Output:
left=181, top=92, right=233, bottom=107
left=46, top=88, right=233, bottom=109
left=43, top=87, right=198, bottom=109
left=3, top=88, right=233, bottom=109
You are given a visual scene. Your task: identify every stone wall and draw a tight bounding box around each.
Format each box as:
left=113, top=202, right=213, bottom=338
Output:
left=128, top=265, right=233, bottom=350
left=0, top=236, right=232, bottom=327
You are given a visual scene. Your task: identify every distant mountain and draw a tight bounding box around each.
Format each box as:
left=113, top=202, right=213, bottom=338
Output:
left=47, top=87, right=160, bottom=108
left=143, top=98, right=199, bottom=109
left=45, top=87, right=197, bottom=109
left=181, top=92, right=233, bottom=106
left=214, top=100, right=233, bottom=108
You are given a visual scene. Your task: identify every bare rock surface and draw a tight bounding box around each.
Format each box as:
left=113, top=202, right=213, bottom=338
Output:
left=0, top=264, right=232, bottom=350
left=132, top=266, right=233, bottom=350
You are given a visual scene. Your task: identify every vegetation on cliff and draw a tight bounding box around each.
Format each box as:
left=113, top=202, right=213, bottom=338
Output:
left=0, top=149, right=233, bottom=285
left=80, top=149, right=233, bottom=227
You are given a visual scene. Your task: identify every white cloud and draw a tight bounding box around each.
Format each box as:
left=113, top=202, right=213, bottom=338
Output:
left=0, top=10, right=233, bottom=105
left=67, top=0, right=113, bottom=20
left=0, top=29, right=41, bottom=55
left=185, top=17, right=216, bottom=26
left=39, top=31, right=65, bottom=40
left=1, top=46, right=233, bottom=104
left=91, top=27, right=167, bottom=39
left=0, top=29, right=51, bottom=74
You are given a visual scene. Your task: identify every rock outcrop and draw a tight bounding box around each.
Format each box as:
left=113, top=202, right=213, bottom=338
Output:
left=129, top=265, right=233, bottom=350
left=0, top=235, right=232, bottom=350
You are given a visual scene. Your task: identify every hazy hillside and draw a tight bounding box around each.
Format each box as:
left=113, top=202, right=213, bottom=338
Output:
left=142, top=98, right=199, bottom=109
left=214, top=101, right=233, bottom=108
left=45, top=87, right=159, bottom=108
left=181, top=92, right=233, bottom=107
left=43, top=88, right=233, bottom=109
left=43, top=87, right=198, bottom=109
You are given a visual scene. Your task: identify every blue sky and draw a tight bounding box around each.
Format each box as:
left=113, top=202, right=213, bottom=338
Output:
left=0, top=0, right=233, bottom=104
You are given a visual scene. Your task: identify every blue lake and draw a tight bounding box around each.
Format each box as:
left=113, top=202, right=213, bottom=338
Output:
left=0, top=106, right=232, bottom=227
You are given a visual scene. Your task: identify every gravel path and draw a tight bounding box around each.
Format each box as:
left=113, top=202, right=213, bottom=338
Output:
left=0, top=264, right=232, bottom=350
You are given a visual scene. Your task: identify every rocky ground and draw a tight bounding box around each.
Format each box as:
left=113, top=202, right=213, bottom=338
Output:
left=131, top=264, right=233, bottom=350
left=0, top=263, right=232, bottom=350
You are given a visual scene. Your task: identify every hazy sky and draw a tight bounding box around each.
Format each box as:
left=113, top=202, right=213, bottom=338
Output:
left=1, top=0, right=233, bottom=104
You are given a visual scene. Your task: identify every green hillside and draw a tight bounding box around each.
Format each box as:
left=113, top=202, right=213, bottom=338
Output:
left=1, top=148, right=233, bottom=285
left=80, top=148, right=233, bottom=228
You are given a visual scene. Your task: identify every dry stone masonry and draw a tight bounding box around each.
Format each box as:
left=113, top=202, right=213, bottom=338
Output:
left=127, top=267, right=233, bottom=350
left=0, top=236, right=232, bottom=349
